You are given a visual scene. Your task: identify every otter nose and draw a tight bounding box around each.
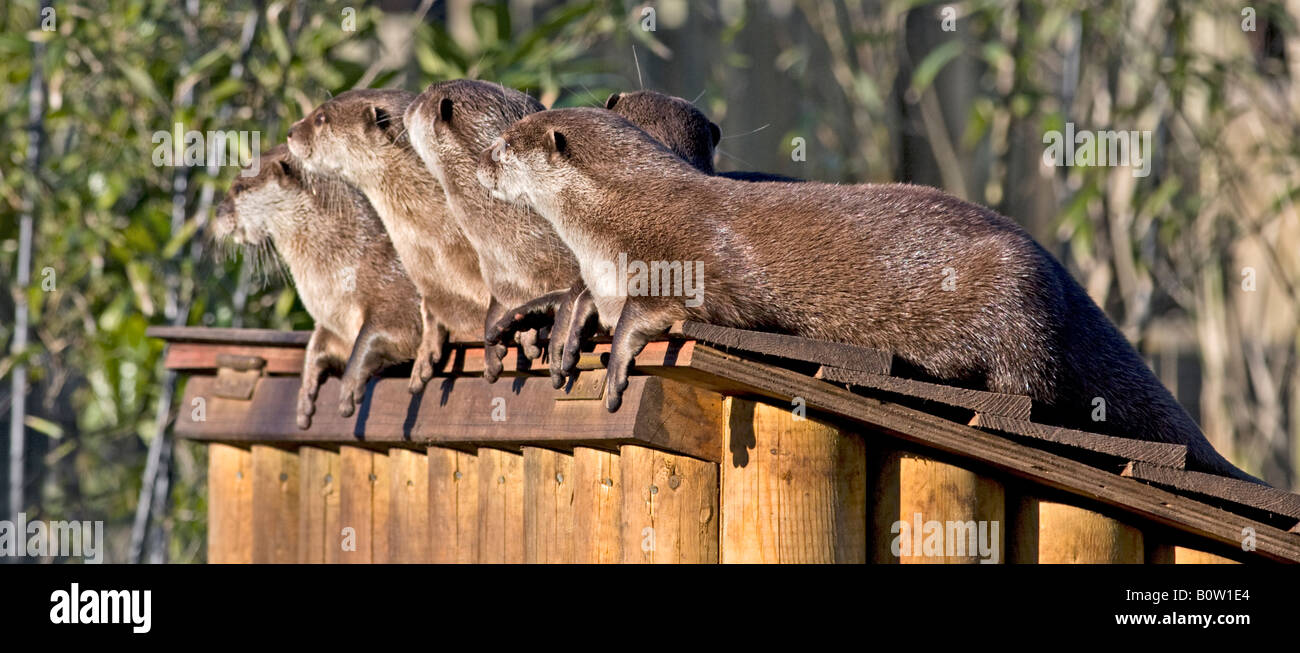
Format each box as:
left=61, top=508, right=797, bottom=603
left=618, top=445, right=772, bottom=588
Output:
left=287, top=124, right=297, bottom=141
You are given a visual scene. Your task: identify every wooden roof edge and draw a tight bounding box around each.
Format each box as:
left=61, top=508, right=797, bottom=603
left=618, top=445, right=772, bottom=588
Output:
left=677, top=344, right=1300, bottom=563
left=1122, top=461, right=1300, bottom=522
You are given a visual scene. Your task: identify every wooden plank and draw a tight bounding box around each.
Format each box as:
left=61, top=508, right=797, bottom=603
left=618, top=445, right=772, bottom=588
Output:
left=148, top=326, right=313, bottom=346
left=818, top=365, right=1032, bottom=420
left=681, top=321, right=891, bottom=374
left=297, top=447, right=340, bottom=564
left=428, top=447, right=478, bottom=564
left=1013, top=498, right=1143, bottom=563
left=250, top=445, right=299, bottom=564
left=388, top=449, right=430, bottom=563
left=871, top=450, right=1005, bottom=563
left=338, top=446, right=389, bottom=563
left=620, top=445, right=719, bottom=563
left=572, top=447, right=622, bottom=563
left=207, top=443, right=253, bottom=564
left=720, top=398, right=866, bottom=563
left=477, top=448, right=525, bottom=563
left=1170, top=547, right=1240, bottom=564
left=970, top=413, right=1187, bottom=468
left=176, top=374, right=723, bottom=463
left=161, top=336, right=696, bottom=378
left=678, top=345, right=1300, bottom=563
left=523, top=447, right=575, bottom=563
left=1122, top=462, right=1300, bottom=520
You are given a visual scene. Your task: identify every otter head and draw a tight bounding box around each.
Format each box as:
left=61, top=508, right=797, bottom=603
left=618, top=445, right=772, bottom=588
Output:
left=405, top=79, right=544, bottom=193
left=604, top=90, right=720, bottom=174
left=213, top=144, right=306, bottom=246
left=286, top=89, right=415, bottom=184
left=476, top=108, right=689, bottom=217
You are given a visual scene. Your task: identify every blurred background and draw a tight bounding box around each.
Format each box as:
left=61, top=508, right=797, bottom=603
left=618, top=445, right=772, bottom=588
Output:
left=1, top=0, right=1297, bottom=562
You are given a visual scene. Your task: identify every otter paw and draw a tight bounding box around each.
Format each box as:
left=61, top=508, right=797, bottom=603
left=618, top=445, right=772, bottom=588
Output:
left=604, top=375, right=628, bottom=412
left=296, top=411, right=312, bottom=430
left=408, top=353, right=435, bottom=394
left=339, top=394, right=356, bottom=419
left=296, top=393, right=317, bottom=430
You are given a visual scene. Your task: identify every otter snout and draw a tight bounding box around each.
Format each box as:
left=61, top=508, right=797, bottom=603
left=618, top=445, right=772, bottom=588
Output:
left=286, top=117, right=311, bottom=160
left=212, top=198, right=242, bottom=244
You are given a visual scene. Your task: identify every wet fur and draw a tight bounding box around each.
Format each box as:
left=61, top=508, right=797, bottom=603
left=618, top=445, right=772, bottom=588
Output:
left=477, top=107, right=1261, bottom=484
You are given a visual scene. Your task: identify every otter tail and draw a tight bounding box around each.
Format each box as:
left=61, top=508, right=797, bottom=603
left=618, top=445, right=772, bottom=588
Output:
left=1051, top=281, right=1266, bottom=485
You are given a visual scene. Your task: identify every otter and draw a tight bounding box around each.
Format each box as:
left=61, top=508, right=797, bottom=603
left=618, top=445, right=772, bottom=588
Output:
left=603, top=90, right=800, bottom=182
left=486, top=90, right=799, bottom=382
left=475, top=107, right=1261, bottom=484
left=404, top=80, right=579, bottom=384
left=286, top=89, right=491, bottom=390
left=212, top=144, right=422, bottom=428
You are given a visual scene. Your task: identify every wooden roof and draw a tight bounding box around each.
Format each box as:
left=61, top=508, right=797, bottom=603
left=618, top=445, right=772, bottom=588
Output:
left=148, top=323, right=1300, bottom=563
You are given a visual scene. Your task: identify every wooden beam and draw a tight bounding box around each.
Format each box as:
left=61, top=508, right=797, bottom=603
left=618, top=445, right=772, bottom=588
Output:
left=477, top=448, right=524, bottom=563
left=872, top=450, right=1005, bottom=563
left=297, top=447, right=340, bottom=564
left=970, top=413, right=1187, bottom=468
left=619, top=445, right=719, bottom=563
left=572, top=447, right=622, bottom=563
left=818, top=365, right=1032, bottom=420
left=250, top=445, right=299, bottom=564
left=338, top=446, right=389, bottom=563
left=176, top=374, right=722, bottom=463
left=681, top=321, right=891, bottom=374
left=523, top=447, right=575, bottom=563
left=721, top=398, right=867, bottom=563
left=388, top=449, right=430, bottom=563
left=427, top=447, right=478, bottom=564
left=1121, top=462, right=1300, bottom=521
left=207, top=443, right=253, bottom=564
left=677, top=345, right=1300, bottom=563
left=1013, top=498, right=1144, bottom=563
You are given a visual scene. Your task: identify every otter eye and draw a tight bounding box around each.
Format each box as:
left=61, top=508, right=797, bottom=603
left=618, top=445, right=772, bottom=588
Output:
left=314, top=113, right=326, bottom=127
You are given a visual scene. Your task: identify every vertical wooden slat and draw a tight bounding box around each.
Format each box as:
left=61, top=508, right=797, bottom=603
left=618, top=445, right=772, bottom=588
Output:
left=871, top=449, right=1005, bottom=563
left=428, top=446, right=478, bottom=563
left=388, top=448, right=430, bottom=563
left=297, top=447, right=340, bottom=564
left=620, top=445, right=719, bottom=564
left=338, top=446, right=389, bottom=563
left=1013, top=498, right=1143, bottom=563
left=251, top=444, right=299, bottom=564
left=523, top=447, right=575, bottom=563
left=477, top=448, right=525, bottom=563
left=572, top=447, right=622, bottom=563
left=721, top=399, right=867, bottom=563
left=207, top=443, right=253, bottom=564
left=1169, top=547, right=1240, bottom=564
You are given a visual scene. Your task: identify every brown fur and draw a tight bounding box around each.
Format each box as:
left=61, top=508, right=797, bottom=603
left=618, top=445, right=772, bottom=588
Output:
left=477, top=107, right=1261, bottom=484
left=286, top=89, right=490, bottom=392
left=405, top=80, right=580, bottom=382
left=213, top=144, right=423, bottom=427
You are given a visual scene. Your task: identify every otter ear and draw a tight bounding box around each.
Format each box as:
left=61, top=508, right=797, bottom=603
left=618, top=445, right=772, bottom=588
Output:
left=708, top=122, right=721, bottom=147
left=604, top=93, right=620, bottom=110
left=439, top=97, right=454, bottom=123
left=547, top=129, right=568, bottom=159
left=369, top=105, right=398, bottom=141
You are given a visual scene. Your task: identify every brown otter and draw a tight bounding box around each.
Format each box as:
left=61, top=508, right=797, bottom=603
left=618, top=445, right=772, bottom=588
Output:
left=212, top=144, right=422, bottom=428
left=475, top=107, right=1261, bottom=484
left=603, top=90, right=800, bottom=182
left=487, top=90, right=799, bottom=381
left=404, top=80, right=579, bottom=384
left=285, top=89, right=492, bottom=389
